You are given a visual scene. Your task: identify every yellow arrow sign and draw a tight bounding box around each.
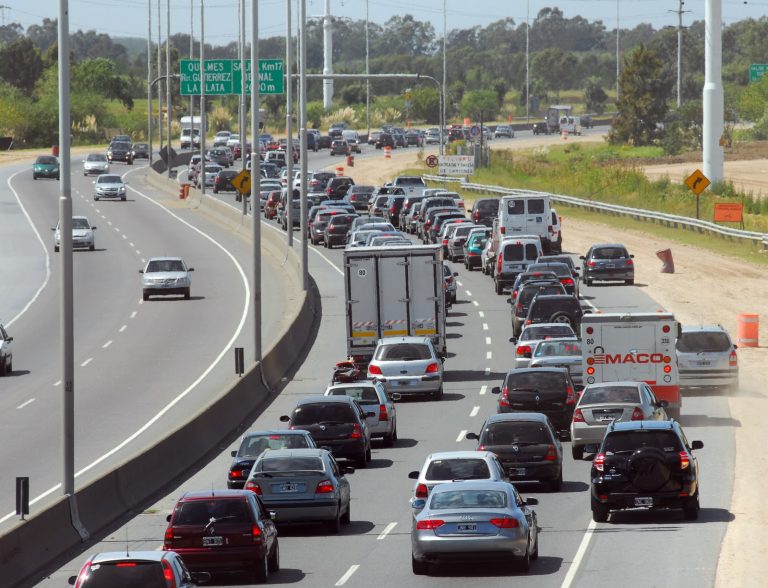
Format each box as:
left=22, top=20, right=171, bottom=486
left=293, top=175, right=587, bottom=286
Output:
left=231, top=169, right=251, bottom=195
left=684, top=169, right=710, bottom=197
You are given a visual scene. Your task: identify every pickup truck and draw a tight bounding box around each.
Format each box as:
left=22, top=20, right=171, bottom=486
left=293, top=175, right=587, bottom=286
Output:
left=392, top=175, right=427, bottom=198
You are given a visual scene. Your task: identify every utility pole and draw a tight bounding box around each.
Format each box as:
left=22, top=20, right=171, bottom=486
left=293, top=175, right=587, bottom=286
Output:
left=525, top=0, right=530, bottom=124
left=703, top=0, right=724, bottom=183
left=240, top=0, right=247, bottom=215
left=365, top=0, right=370, bottom=141
left=166, top=0, right=172, bottom=176
left=615, top=0, right=620, bottom=101
left=200, top=0, right=206, bottom=195
left=300, top=0, right=309, bottom=292
left=250, top=0, right=263, bottom=363
left=157, top=0, right=163, bottom=153
left=322, top=0, right=333, bottom=109
left=189, top=0, right=194, bottom=151
left=148, top=0, right=153, bottom=164
left=0, top=5, right=9, bottom=27
left=286, top=0, right=294, bottom=246
left=670, top=0, right=690, bottom=108
left=442, top=0, right=447, bottom=154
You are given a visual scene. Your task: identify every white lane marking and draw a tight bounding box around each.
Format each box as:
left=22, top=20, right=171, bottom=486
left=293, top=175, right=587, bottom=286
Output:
left=485, top=337, right=492, bottom=345
left=114, top=227, right=120, bottom=232
left=486, top=351, right=492, bottom=359
left=456, top=280, right=463, bottom=286
left=140, top=258, right=146, bottom=263
left=119, top=324, right=127, bottom=333
left=5, top=169, right=52, bottom=328
left=130, top=311, right=137, bottom=319
left=470, top=406, right=480, bottom=417
left=17, top=399, right=35, bottom=410
left=129, top=242, right=134, bottom=247
left=101, top=215, right=106, bottom=219
left=478, top=311, right=485, bottom=318
left=456, top=429, right=467, bottom=442
left=102, top=340, right=113, bottom=349
left=335, top=564, right=360, bottom=586
left=480, top=385, right=487, bottom=395
left=122, top=234, right=127, bottom=239
left=107, top=220, right=112, bottom=226
left=472, top=300, right=479, bottom=307
left=80, top=358, right=93, bottom=367
left=465, top=290, right=472, bottom=297
left=484, top=367, right=491, bottom=375
left=95, top=208, right=100, bottom=213
left=53, top=380, right=61, bottom=387
left=136, top=250, right=141, bottom=255
left=561, top=520, right=597, bottom=588
left=482, top=322, right=489, bottom=330
left=377, top=522, right=397, bottom=540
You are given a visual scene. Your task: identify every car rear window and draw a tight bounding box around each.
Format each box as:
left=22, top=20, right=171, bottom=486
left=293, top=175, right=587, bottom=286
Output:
left=603, top=430, right=683, bottom=454
left=505, top=371, right=567, bottom=391
left=676, top=332, right=731, bottom=353
left=430, top=489, right=507, bottom=509
left=581, top=386, right=640, bottom=405
left=534, top=340, right=581, bottom=357
left=519, top=325, right=575, bottom=340
left=527, top=199, right=545, bottom=214
left=425, top=458, right=491, bottom=481
left=529, top=298, right=579, bottom=315
left=292, top=403, right=356, bottom=425
left=483, top=421, right=551, bottom=445
left=260, top=456, right=324, bottom=473
left=503, top=243, right=539, bottom=261
left=328, top=386, right=379, bottom=404
left=395, top=177, right=425, bottom=186
left=469, top=235, right=488, bottom=248
left=175, top=499, right=251, bottom=525
left=518, top=285, right=564, bottom=306
left=527, top=263, right=569, bottom=277
left=592, top=247, right=629, bottom=260
left=77, top=562, right=167, bottom=588
left=375, top=343, right=431, bottom=361
left=506, top=199, right=525, bottom=214
left=238, top=434, right=309, bottom=456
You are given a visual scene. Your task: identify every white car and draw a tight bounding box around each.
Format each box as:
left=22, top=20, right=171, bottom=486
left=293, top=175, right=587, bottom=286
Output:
left=53, top=216, right=96, bottom=252
left=93, top=174, right=127, bottom=201
left=324, top=381, right=400, bottom=446
left=0, top=322, right=13, bottom=376
left=140, top=257, right=194, bottom=301
left=515, top=323, right=577, bottom=368
left=83, top=153, right=110, bottom=176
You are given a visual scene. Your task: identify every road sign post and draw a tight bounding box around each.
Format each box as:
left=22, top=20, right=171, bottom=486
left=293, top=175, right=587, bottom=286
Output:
left=684, top=169, right=711, bottom=219
left=180, top=59, right=284, bottom=95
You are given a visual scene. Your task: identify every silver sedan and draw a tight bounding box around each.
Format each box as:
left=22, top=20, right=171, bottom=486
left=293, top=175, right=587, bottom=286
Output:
left=139, top=257, right=194, bottom=301
left=83, top=153, right=110, bottom=175
left=324, top=381, right=400, bottom=446
left=411, top=481, right=539, bottom=575
left=367, top=337, right=444, bottom=400
left=93, top=174, right=127, bottom=201
left=570, top=381, right=669, bottom=460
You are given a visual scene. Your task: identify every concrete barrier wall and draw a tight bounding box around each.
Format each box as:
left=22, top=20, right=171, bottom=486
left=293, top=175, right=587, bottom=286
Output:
left=0, top=169, right=320, bottom=588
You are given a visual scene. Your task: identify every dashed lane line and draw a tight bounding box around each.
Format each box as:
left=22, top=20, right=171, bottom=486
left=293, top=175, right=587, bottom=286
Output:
left=17, top=399, right=35, bottom=410
left=480, top=385, right=487, bottom=395
left=102, top=340, right=113, bottom=349
left=485, top=337, right=492, bottom=345
left=119, top=325, right=127, bottom=333
left=130, top=311, right=137, bottom=319
left=479, top=311, right=485, bottom=318
left=335, top=565, right=360, bottom=586
left=80, top=358, right=93, bottom=367
left=470, top=406, right=480, bottom=417
left=486, top=351, right=492, bottom=360
left=482, top=322, right=488, bottom=330
left=561, top=520, right=598, bottom=588
left=472, top=300, right=479, bottom=307
left=377, top=522, right=397, bottom=540
left=456, top=429, right=467, bottom=442
left=465, top=290, right=472, bottom=297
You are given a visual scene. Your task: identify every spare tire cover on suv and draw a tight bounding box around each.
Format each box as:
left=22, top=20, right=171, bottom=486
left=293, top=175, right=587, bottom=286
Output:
left=626, top=447, right=672, bottom=492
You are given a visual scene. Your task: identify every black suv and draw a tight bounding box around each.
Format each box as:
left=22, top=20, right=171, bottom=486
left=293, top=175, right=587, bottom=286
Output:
left=590, top=420, right=703, bottom=522
left=525, top=294, right=584, bottom=332
left=375, top=133, right=396, bottom=150
left=492, top=367, right=577, bottom=430
left=386, top=194, right=406, bottom=227
left=107, top=141, right=133, bottom=164
left=510, top=281, right=566, bottom=339
left=469, top=198, right=500, bottom=227
left=280, top=396, right=373, bottom=467
left=326, top=176, right=355, bottom=199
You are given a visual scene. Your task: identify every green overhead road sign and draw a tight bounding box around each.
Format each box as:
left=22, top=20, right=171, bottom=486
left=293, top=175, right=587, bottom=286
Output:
left=749, top=64, right=768, bottom=83
left=179, top=59, right=284, bottom=95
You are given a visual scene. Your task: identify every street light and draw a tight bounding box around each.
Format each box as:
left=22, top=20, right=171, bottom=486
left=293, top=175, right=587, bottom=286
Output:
left=442, top=0, right=446, bottom=154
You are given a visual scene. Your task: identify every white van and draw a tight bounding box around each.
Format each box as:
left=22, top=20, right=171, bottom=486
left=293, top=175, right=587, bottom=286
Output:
left=341, top=130, right=361, bottom=153
left=493, top=236, right=543, bottom=295
left=498, top=194, right=554, bottom=254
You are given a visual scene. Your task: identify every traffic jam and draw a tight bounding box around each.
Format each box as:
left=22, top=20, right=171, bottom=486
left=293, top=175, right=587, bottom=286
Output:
left=68, top=166, right=738, bottom=585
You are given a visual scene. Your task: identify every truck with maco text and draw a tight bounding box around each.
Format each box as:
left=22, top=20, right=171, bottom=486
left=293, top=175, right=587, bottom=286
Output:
left=344, top=245, right=447, bottom=362
left=581, top=312, right=682, bottom=419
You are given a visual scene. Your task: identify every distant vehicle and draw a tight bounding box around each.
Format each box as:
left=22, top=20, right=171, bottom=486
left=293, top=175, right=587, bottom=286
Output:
left=107, top=141, right=133, bottom=165
left=93, top=174, right=127, bottom=201
left=375, top=133, right=396, bottom=150
left=131, top=143, right=150, bottom=159
left=545, top=104, right=572, bottom=134
left=227, top=429, right=316, bottom=489
left=180, top=127, right=201, bottom=149
left=213, top=130, right=232, bottom=147
left=531, top=121, right=549, bottom=135
left=325, top=380, right=399, bottom=446
left=140, top=256, right=194, bottom=301
left=83, top=153, right=109, bottom=176
left=580, top=243, right=635, bottom=286
left=330, top=139, right=351, bottom=156
left=0, top=322, right=12, bottom=376
left=32, top=155, right=60, bottom=180
left=53, top=216, right=96, bottom=252
left=341, top=130, right=362, bottom=153
left=329, top=121, right=349, bottom=137
left=213, top=169, right=239, bottom=194
left=494, top=124, right=515, bottom=138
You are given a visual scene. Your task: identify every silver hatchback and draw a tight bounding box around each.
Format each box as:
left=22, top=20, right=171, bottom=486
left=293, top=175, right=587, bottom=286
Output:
left=140, top=256, right=194, bottom=301
left=676, top=325, right=738, bottom=391
left=325, top=381, right=400, bottom=446
left=367, top=337, right=444, bottom=400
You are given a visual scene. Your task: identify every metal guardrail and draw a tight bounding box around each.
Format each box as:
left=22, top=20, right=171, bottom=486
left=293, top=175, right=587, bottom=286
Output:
left=424, top=174, right=768, bottom=248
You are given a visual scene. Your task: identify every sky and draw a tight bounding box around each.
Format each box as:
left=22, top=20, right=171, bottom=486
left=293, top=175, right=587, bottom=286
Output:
left=2, top=0, right=765, bottom=47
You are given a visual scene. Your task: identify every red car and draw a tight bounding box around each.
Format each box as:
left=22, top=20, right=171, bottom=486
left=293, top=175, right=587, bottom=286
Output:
left=264, top=191, right=281, bottom=219
left=233, top=142, right=252, bottom=160
left=163, top=489, right=279, bottom=583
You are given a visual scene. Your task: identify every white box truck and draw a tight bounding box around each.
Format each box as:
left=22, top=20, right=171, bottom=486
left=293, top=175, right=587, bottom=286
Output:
left=581, top=312, right=682, bottom=419
left=344, top=245, right=447, bottom=362
left=498, top=193, right=555, bottom=254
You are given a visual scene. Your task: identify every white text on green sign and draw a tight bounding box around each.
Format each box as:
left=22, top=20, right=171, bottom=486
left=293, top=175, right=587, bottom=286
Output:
left=179, top=59, right=284, bottom=95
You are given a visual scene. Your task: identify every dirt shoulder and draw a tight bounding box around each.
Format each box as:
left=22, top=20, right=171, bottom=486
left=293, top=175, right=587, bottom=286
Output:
left=643, top=158, right=768, bottom=198
left=348, top=146, right=768, bottom=588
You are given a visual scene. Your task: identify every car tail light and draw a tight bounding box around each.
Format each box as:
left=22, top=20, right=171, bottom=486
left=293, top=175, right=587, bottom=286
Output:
left=468, top=252, right=477, bottom=256
left=251, top=523, right=264, bottom=542
left=316, top=479, right=335, bottom=493
left=630, top=407, right=645, bottom=421
left=516, top=345, right=531, bottom=357
left=544, top=444, right=557, bottom=461
left=729, top=351, right=737, bottom=367
left=565, top=385, right=576, bottom=405
left=229, top=469, right=243, bottom=480
left=679, top=451, right=690, bottom=470
left=499, top=386, right=510, bottom=407
left=587, top=260, right=596, bottom=267
left=572, top=408, right=585, bottom=423
left=490, top=517, right=520, bottom=528
left=497, top=253, right=503, bottom=274
left=245, top=481, right=262, bottom=495
left=625, top=258, right=633, bottom=266
left=416, top=519, right=444, bottom=530
left=425, top=362, right=439, bottom=374
left=379, top=404, right=388, bottom=421
left=478, top=444, right=486, bottom=451
left=390, top=206, right=396, bottom=214
left=415, top=483, right=429, bottom=498
left=162, top=559, right=176, bottom=588
left=350, top=423, right=363, bottom=439
left=72, top=560, right=93, bottom=588
left=442, top=238, right=449, bottom=245
left=500, top=226, right=505, bottom=234
left=594, top=453, right=606, bottom=472
left=163, top=526, right=174, bottom=548
left=117, top=562, right=138, bottom=567
left=473, top=210, right=479, bottom=221
left=369, top=364, right=382, bottom=375
left=561, top=277, right=574, bottom=287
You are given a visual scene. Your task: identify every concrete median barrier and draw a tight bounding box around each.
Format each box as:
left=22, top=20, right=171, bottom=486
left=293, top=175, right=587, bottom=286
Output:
left=0, top=168, right=320, bottom=588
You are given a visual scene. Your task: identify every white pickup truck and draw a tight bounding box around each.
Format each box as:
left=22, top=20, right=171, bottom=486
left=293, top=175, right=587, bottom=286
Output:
left=392, top=176, right=427, bottom=198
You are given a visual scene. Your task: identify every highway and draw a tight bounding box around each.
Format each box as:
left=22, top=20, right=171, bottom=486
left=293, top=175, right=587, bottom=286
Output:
left=35, top=146, right=734, bottom=587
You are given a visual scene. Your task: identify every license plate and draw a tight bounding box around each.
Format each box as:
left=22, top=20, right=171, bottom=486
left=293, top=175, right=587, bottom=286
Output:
left=202, top=536, right=223, bottom=547
left=605, top=264, right=615, bottom=269
left=597, top=416, right=615, bottom=422
left=280, top=483, right=299, bottom=493
left=457, top=523, right=477, bottom=532
left=696, top=361, right=711, bottom=366
left=634, top=497, right=653, bottom=507
left=397, top=380, right=412, bottom=386
left=510, top=468, right=526, bottom=476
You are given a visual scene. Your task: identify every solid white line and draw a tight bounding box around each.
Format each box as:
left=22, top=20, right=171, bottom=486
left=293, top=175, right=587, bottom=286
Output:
left=480, top=385, right=487, bottom=395
left=5, top=169, right=52, bottom=328
left=102, top=340, right=113, bottom=349
left=465, top=290, right=472, bottom=297
left=335, top=564, right=360, bottom=586
left=560, top=520, right=597, bottom=588
left=482, top=322, right=489, bottom=330
left=53, top=380, right=61, bottom=387
left=17, top=399, right=35, bottom=410
left=456, top=429, right=467, bottom=442
left=472, top=300, right=479, bottom=307
left=377, top=522, right=397, bottom=540
left=80, top=358, right=93, bottom=367
left=478, top=311, right=485, bottom=318
left=485, top=337, right=492, bottom=345
left=119, top=325, right=127, bottom=333
left=470, top=406, right=480, bottom=417
left=486, top=351, right=492, bottom=359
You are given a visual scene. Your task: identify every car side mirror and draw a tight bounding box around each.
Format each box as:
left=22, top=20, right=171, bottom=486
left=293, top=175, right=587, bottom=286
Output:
left=412, top=499, right=426, bottom=509
left=465, top=432, right=479, bottom=440
left=69, top=576, right=77, bottom=585
left=408, top=471, right=420, bottom=480
left=491, top=386, right=501, bottom=395
left=91, top=226, right=97, bottom=230
left=51, top=227, right=56, bottom=231
left=506, top=298, right=512, bottom=305
left=390, top=392, right=402, bottom=401
left=188, top=268, right=195, bottom=272
left=190, top=571, right=211, bottom=585
left=230, top=450, right=237, bottom=457
left=343, top=466, right=355, bottom=475
left=579, top=256, right=586, bottom=260
left=733, top=344, right=738, bottom=350
left=138, top=269, right=144, bottom=274
left=523, top=497, right=538, bottom=506
left=691, top=440, right=704, bottom=450
left=279, top=415, right=290, bottom=422
left=166, top=514, right=172, bottom=522
left=630, top=254, right=635, bottom=258
left=558, top=430, right=571, bottom=442
left=269, top=511, right=277, bottom=521
left=453, top=272, right=458, bottom=277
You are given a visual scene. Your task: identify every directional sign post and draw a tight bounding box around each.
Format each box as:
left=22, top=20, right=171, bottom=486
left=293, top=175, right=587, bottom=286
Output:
left=179, top=59, right=284, bottom=96
left=231, top=169, right=251, bottom=196
left=684, top=169, right=711, bottom=219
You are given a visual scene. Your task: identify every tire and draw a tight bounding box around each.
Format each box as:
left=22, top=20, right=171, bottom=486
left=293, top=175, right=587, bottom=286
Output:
left=89, top=244, right=95, bottom=252
left=267, top=539, right=280, bottom=572
left=253, top=550, right=269, bottom=583
left=495, top=281, right=504, bottom=295
left=383, top=430, right=395, bottom=448
left=94, top=197, right=99, bottom=201
left=0, top=358, right=6, bottom=377
left=411, top=554, right=429, bottom=575
left=516, top=542, right=531, bottom=572
left=548, top=470, right=563, bottom=492
left=33, top=174, right=37, bottom=180
left=356, top=452, right=367, bottom=469
left=572, top=445, right=584, bottom=460
left=213, top=187, right=218, bottom=193
left=683, top=494, right=700, bottom=520
left=366, top=447, right=372, bottom=462
left=549, top=312, right=574, bottom=327
left=584, top=278, right=592, bottom=287
left=142, top=292, right=149, bottom=302
left=54, top=246, right=59, bottom=253
left=341, top=502, right=351, bottom=525
left=327, top=507, right=341, bottom=534
left=184, top=288, right=191, bottom=300
left=121, top=197, right=126, bottom=201
left=625, top=279, right=635, bottom=285
left=591, top=497, right=609, bottom=522
left=433, top=385, right=444, bottom=401
left=531, top=532, right=539, bottom=560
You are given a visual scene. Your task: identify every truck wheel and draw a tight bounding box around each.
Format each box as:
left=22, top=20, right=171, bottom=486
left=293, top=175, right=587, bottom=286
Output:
left=572, top=445, right=584, bottom=460
left=495, top=281, right=504, bottom=295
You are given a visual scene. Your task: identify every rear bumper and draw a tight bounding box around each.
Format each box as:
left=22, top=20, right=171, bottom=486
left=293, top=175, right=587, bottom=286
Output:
left=584, top=269, right=634, bottom=281
left=413, top=532, right=528, bottom=561
left=316, top=439, right=366, bottom=459
left=263, top=500, right=338, bottom=522
left=679, top=368, right=738, bottom=387
left=379, top=375, right=442, bottom=395
left=571, top=423, right=609, bottom=447
left=592, top=486, right=696, bottom=510
left=502, top=461, right=561, bottom=482
left=168, top=546, right=265, bottom=572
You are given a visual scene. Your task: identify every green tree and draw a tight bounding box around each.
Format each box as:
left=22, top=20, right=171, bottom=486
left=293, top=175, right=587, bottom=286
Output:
left=340, top=83, right=366, bottom=106
left=411, top=86, right=440, bottom=124
left=532, top=47, right=578, bottom=102
left=609, top=44, right=672, bottom=145
left=584, top=77, right=608, bottom=113
left=0, top=38, right=43, bottom=95
left=73, top=58, right=133, bottom=108
left=738, top=75, right=768, bottom=121
left=460, top=89, right=500, bottom=121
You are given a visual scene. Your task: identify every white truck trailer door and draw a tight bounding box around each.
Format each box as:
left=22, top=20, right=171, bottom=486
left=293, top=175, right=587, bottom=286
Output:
left=347, top=255, right=380, bottom=350
left=409, top=254, right=440, bottom=338
left=378, top=255, right=410, bottom=337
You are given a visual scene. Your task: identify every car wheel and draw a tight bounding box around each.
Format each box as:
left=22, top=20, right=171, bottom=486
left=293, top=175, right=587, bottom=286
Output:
left=89, top=244, right=95, bottom=252
left=121, top=197, right=126, bottom=201
left=591, top=497, right=609, bottom=522
left=572, top=445, right=584, bottom=460
left=142, top=292, right=149, bottom=302
left=531, top=532, right=539, bottom=560
left=54, top=246, right=59, bottom=253
left=356, top=452, right=367, bottom=469
left=253, top=550, right=269, bottom=583
left=411, top=554, right=429, bottom=575
left=433, top=385, right=444, bottom=401
left=327, top=507, right=342, bottom=534
left=184, top=288, right=191, bottom=300
left=33, top=174, right=37, bottom=180
left=584, top=278, right=592, bottom=287
left=341, top=502, right=351, bottom=525
left=548, top=470, right=563, bottom=492
left=549, top=312, right=574, bottom=326
left=366, top=446, right=372, bottom=462
left=213, top=187, right=218, bottom=193
left=0, top=358, right=6, bottom=377
left=515, top=541, right=531, bottom=572
left=625, top=278, right=635, bottom=285
left=267, top=539, right=280, bottom=572
left=383, top=430, right=395, bottom=448
left=683, top=493, right=700, bottom=520
left=495, top=281, right=504, bottom=295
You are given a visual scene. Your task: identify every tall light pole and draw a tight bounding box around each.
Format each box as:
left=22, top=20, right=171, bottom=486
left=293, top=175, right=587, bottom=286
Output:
left=323, top=0, right=333, bottom=109
left=300, top=0, right=309, bottom=292
left=670, top=0, right=690, bottom=108
left=166, top=0, right=172, bottom=176
left=525, top=0, right=530, bottom=124
left=148, top=0, right=153, bottom=163
left=442, top=0, right=446, bottom=154
left=240, top=0, right=247, bottom=215
left=189, top=0, right=194, bottom=148
left=615, top=0, right=620, bottom=101
left=365, top=0, right=370, bottom=140
left=250, top=0, right=263, bottom=363
left=200, top=0, right=206, bottom=195
left=157, top=0, right=163, bottom=152
left=703, top=0, right=723, bottom=183
left=286, top=0, right=294, bottom=247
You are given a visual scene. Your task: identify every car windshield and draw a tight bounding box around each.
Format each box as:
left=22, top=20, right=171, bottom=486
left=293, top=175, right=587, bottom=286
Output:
left=72, top=218, right=90, bottom=229
left=534, top=340, right=581, bottom=357
left=483, top=421, right=551, bottom=445
left=505, top=371, right=566, bottom=391
left=175, top=499, right=251, bottom=525
left=395, top=177, right=425, bottom=186
left=592, top=247, right=629, bottom=260
left=429, top=489, right=507, bottom=510
left=519, top=325, right=575, bottom=341
left=375, top=343, right=431, bottom=361
left=259, top=456, right=324, bottom=473
left=112, top=142, right=131, bottom=150
left=238, top=434, right=309, bottom=456
left=603, top=430, right=683, bottom=454
left=98, top=175, right=122, bottom=184
left=581, top=386, right=641, bottom=405
left=37, top=156, right=57, bottom=164
left=292, top=403, right=355, bottom=425
left=146, top=259, right=185, bottom=272
left=328, top=386, right=379, bottom=405
left=77, top=561, right=168, bottom=588
left=676, top=331, right=731, bottom=353
left=425, top=458, right=491, bottom=481
left=87, top=154, right=107, bottom=162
